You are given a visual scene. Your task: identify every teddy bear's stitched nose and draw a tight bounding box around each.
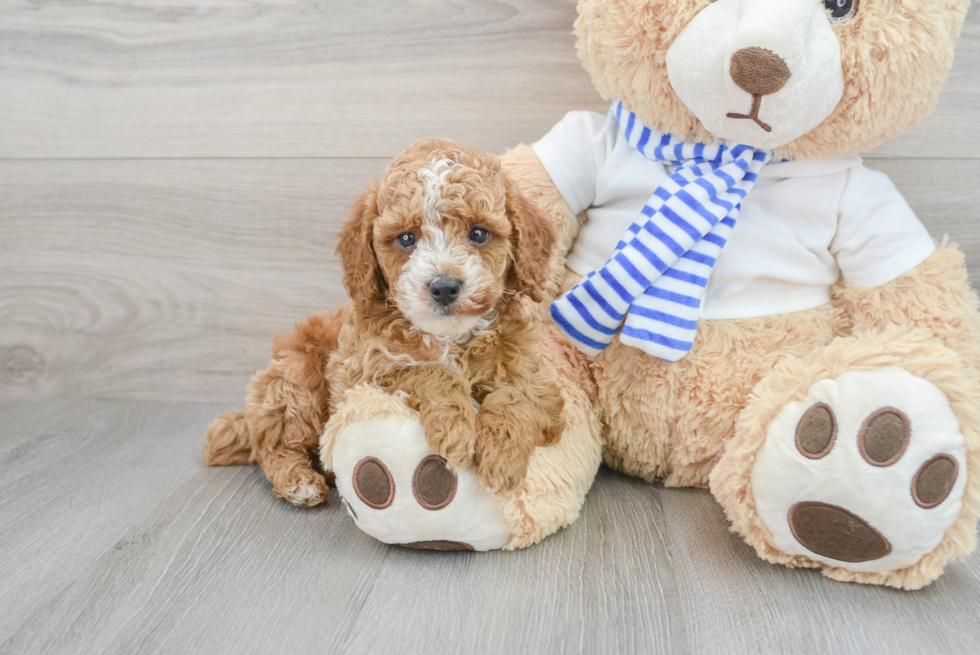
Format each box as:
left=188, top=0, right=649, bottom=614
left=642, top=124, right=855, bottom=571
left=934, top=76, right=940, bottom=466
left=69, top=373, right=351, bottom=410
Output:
left=730, top=47, right=791, bottom=97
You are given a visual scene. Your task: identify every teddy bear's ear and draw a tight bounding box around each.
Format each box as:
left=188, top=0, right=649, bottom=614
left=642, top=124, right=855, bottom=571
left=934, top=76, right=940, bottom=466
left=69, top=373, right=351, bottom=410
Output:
left=504, top=175, right=555, bottom=304
left=337, top=182, right=387, bottom=313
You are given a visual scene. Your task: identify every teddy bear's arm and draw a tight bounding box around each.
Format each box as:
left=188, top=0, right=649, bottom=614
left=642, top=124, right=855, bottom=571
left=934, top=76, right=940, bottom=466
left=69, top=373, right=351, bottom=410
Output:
left=501, top=145, right=584, bottom=258
left=832, top=240, right=980, bottom=374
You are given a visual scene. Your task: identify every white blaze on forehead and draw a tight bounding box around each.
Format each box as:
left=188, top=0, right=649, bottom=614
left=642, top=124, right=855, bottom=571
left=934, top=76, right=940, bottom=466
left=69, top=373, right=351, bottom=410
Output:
left=417, top=158, right=457, bottom=226
left=392, top=157, right=496, bottom=341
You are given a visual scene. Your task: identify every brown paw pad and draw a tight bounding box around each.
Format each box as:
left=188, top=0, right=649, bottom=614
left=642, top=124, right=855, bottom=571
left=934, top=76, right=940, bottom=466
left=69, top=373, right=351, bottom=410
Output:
left=353, top=456, right=394, bottom=509
left=788, top=501, right=891, bottom=562
left=400, top=540, right=474, bottom=551
left=858, top=407, right=910, bottom=467
left=795, top=402, right=837, bottom=459
left=913, top=454, right=959, bottom=509
left=413, top=455, right=457, bottom=510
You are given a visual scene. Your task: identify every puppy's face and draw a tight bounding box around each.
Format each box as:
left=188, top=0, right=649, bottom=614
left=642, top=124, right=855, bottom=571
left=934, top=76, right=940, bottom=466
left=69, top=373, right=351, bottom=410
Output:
left=338, top=140, right=553, bottom=341
left=377, top=155, right=512, bottom=338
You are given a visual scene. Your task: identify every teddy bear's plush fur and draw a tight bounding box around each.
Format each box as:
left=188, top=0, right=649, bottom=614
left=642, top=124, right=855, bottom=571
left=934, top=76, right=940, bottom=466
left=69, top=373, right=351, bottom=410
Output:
left=498, top=0, right=980, bottom=588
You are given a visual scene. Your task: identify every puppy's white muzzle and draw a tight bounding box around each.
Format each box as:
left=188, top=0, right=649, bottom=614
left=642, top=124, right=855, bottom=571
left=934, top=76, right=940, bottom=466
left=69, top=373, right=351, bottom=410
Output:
left=666, top=0, right=844, bottom=149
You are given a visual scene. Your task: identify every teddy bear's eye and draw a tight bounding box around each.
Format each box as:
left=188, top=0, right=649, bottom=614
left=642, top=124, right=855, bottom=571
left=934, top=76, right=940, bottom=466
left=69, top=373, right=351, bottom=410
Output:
left=825, top=0, right=858, bottom=22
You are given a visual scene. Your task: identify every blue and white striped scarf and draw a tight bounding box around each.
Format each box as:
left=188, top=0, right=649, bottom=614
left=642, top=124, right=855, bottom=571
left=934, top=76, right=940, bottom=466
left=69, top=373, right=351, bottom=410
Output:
left=550, top=102, right=773, bottom=362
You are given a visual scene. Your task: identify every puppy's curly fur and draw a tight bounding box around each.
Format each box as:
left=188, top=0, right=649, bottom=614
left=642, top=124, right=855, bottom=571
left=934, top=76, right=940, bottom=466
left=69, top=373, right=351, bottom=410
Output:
left=204, top=139, right=565, bottom=505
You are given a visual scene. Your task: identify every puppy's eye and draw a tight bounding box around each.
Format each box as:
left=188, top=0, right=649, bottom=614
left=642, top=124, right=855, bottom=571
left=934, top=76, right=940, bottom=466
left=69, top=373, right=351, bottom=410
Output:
left=825, top=0, right=858, bottom=22
left=469, top=227, right=490, bottom=245
left=396, top=232, right=417, bottom=250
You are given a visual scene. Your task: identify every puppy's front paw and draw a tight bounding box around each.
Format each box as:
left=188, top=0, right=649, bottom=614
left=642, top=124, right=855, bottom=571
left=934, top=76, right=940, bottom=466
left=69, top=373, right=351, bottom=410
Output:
left=474, top=420, right=534, bottom=493
left=475, top=446, right=530, bottom=494
left=418, top=402, right=478, bottom=471
left=537, top=411, right=566, bottom=448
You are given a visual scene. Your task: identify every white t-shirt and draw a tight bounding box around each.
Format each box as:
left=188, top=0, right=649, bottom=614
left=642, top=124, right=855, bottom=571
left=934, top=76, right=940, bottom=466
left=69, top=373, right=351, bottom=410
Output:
left=532, top=110, right=936, bottom=320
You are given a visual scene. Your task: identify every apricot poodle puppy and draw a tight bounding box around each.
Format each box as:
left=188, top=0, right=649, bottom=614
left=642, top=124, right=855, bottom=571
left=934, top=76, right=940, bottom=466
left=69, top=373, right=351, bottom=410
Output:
left=204, top=139, right=565, bottom=506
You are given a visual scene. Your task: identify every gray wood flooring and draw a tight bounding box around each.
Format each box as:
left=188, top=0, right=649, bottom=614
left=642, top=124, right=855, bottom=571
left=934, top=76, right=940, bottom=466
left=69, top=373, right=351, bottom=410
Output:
left=3, top=1, right=980, bottom=653
left=2, top=399, right=980, bottom=655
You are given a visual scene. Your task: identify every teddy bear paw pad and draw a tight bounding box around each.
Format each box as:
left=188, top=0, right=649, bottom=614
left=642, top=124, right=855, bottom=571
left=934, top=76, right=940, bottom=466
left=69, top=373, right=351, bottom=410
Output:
left=331, top=415, right=510, bottom=551
left=352, top=456, right=394, bottom=509
left=752, top=367, right=967, bottom=571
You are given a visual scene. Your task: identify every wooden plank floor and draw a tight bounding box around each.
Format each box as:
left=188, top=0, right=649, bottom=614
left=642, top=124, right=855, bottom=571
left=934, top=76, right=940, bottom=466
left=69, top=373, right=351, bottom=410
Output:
left=3, top=2, right=980, bottom=653
left=1, top=399, right=979, bottom=655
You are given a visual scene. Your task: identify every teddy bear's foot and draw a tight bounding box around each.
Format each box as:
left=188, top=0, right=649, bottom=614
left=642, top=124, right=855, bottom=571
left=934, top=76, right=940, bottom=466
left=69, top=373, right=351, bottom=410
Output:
left=332, top=416, right=511, bottom=551
left=711, top=330, right=980, bottom=588
left=322, top=388, right=510, bottom=551
left=752, top=367, right=967, bottom=572
left=321, top=347, right=603, bottom=552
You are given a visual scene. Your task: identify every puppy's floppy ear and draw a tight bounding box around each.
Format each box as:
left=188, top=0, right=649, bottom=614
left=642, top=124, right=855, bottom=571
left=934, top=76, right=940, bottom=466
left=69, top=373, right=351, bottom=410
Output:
left=337, top=182, right=387, bottom=312
left=504, top=175, right=556, bottom=304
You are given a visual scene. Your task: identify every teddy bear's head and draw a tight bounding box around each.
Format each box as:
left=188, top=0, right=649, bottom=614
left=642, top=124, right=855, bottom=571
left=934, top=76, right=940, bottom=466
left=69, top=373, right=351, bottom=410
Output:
left=576, top=0, right=969, bottom=159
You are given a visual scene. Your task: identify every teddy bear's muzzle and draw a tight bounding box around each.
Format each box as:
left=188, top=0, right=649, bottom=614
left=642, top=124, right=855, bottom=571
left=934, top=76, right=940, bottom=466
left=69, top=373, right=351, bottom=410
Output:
left=665, top=0, right=844, bottom=149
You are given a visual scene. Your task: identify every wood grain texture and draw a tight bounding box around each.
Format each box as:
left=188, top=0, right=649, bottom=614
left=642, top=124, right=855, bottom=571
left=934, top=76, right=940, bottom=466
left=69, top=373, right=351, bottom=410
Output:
left=0, top=0, right=604, bottom=160
left=4, top=158, right=979, bottom=402
left=1, top=400, right=979, bottom=655
left=0, top=400, right=227, bottom=643
left=0, top=1, right=976, bottom=160
left=0, top=158, right=384, bottom=402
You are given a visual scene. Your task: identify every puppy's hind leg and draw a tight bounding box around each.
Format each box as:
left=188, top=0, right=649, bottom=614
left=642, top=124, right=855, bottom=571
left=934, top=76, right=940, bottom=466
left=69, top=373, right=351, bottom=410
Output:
left=251, top=311, right=346, bottom=506
left=203, top=410, right=253, bottom=465
left=260, top=446, right=332, bottom=508
left=205, top=310, right=343, bottom=508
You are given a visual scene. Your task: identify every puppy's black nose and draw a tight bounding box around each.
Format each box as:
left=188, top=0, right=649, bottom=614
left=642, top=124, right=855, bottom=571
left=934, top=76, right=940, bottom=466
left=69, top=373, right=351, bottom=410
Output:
left=429, top=277, right=462, bottom=306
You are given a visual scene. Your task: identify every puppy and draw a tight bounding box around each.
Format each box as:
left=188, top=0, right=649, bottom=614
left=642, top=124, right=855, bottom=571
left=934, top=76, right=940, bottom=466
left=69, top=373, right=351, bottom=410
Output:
left=204, top=139, right=565, bottom=506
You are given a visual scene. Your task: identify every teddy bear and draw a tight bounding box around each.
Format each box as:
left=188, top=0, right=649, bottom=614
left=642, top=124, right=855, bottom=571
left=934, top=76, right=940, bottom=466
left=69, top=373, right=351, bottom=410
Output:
left=493, top=0, right=980, bottom=589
